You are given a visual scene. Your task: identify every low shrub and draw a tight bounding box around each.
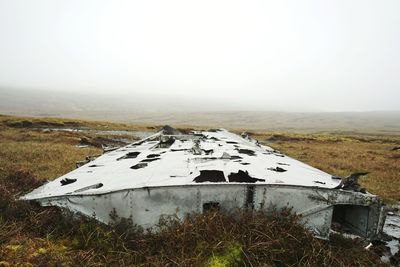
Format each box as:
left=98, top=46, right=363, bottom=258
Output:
left=0, top=171, right=388, bottom=266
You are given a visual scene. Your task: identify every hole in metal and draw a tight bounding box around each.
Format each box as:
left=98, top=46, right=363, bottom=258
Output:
left=228, top=170, right=265, bottom=183
left=267, top=167, right=287, bottom=172
left=193, top=170, right=226, bottom=183
left=60, top=178, right=77, bottom=186
left=130, top=163, right=148, bottom=169
left=117, top=152, right=140, bottom=161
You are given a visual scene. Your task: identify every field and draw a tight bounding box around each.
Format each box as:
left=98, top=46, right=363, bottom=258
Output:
left=0, top=114, right=398, bottom=266
left=250, top=131, right=400, bottom=203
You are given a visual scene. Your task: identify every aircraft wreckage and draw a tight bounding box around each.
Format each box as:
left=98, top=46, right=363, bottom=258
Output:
left=22, top=127, right=386, bottom=240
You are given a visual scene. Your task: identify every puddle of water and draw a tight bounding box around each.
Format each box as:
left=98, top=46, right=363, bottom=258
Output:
left=39, top=128, right=154, bottom=139
left=382, top=204, right=400, bottom=265
left=384, top=213, right=400, bottom=240
left=387, top=239, right=399, bottom=256
left=95, top=130, right=153, bottom=139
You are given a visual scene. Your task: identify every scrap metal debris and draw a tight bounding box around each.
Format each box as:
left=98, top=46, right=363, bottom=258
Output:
left=162, top=125, right=182, bottom=135
left=334, top=172, right=369, bottom=193
left=22, top=126, right=386, bottom=241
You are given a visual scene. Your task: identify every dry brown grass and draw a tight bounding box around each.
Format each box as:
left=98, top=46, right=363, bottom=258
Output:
left=0, top=127, right=101, bottom=180
left=0, top=113, right=155, bottom=131
left=0, top=114, right=397, bottom=266
left=248, top=131, right=400, bottom=203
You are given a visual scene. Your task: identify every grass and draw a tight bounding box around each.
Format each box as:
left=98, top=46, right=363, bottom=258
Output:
left=0, top=127, right=101, bottom=180
left=0, top=113, right=156, bottom=131
left=247, top=131, right=400, bottom=202
left=0, top=114, right=397, bottom=266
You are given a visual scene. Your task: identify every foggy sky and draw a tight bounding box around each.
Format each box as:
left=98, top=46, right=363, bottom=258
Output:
left=0, top=0, right=399, bottom=112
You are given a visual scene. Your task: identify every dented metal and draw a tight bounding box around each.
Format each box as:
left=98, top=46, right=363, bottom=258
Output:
left=22, top=127, right=386, bottom=240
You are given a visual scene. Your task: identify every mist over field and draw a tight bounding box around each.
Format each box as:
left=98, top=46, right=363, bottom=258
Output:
left=1, top=88, right=399, bottom=133
left=1, top=0, right=400, bottom=120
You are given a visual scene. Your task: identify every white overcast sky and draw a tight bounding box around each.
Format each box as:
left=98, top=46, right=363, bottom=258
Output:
left=0, top=0, right=399, bottom=112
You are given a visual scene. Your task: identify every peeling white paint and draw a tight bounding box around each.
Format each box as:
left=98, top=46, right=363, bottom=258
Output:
left=22, top=129, right=341, bottom=200
left=21, top=128, right=386, bottom=240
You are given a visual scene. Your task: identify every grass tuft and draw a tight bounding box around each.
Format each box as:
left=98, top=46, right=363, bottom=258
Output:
left=207, top=241, right=242, bottom=267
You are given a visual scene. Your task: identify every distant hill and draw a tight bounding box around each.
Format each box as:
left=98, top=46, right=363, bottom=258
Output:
left=123, top=111, right=400, bottom=134
left=1, top=88, right=399, bottom=133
